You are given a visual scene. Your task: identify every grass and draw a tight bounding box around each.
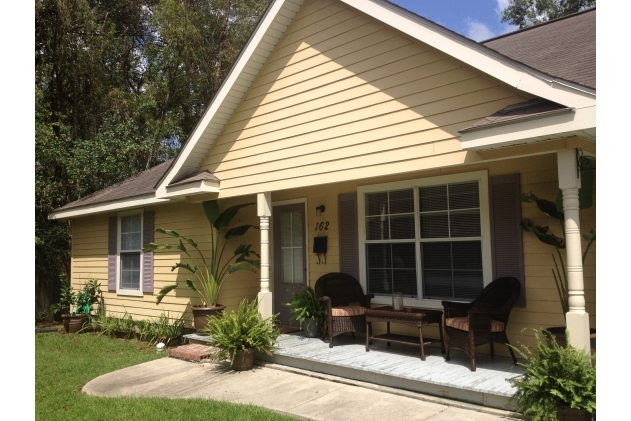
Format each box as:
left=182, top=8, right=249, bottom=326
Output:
left=36, top=332, right=299, bottom=421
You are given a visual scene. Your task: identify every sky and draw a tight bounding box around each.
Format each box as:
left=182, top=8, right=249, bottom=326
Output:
left=388, top=0, right=518, bottom=41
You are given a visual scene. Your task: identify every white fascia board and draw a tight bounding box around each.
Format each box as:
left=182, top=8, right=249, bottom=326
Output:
left=155, top=0, right=290, bottom=199
left=341, top=0, right=595, bottom=108
left=461, top=105, right=596, bottom=150
left=162, top=180, right=220, bottom=198
left=47, top=195, right=170, bottom=220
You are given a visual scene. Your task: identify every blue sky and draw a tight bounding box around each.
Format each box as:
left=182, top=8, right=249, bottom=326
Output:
left=388, top=0, right=519, bottom=41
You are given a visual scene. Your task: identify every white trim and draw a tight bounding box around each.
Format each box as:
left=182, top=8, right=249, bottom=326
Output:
left=461, top=105, right=596, bottom=150
left=116, top=211, right=144, bottom=297
left=48, top=194, right=169, bottom=220
left=357, top=171, right=491, bottom=309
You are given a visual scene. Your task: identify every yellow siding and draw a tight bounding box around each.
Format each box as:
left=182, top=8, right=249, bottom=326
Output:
left=198, top=0, right=531, bottom=199
left=70, top=199, right=262, bottom=324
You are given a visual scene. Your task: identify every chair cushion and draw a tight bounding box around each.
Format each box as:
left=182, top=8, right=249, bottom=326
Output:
left=331, top=306, right=365, bottom=317
left=445, top=317, right=505, bottom=332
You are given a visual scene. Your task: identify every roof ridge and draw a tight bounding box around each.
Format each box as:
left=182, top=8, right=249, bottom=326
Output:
left=481, top=7, right=596, bottom=44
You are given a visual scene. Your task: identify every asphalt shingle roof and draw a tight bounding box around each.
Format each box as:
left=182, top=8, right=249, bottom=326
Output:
left=57, top=160, right=173, bottom=211
left=482, top=8, right=595, bottom=90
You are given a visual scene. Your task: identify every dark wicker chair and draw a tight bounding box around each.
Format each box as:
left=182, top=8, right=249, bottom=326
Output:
left=314, top=273, right=374, bottom=348
left=442, top=276, right=521, bottom=371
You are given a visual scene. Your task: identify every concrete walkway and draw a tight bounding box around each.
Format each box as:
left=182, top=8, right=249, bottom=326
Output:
left=83, top=356, right=520, bottom=421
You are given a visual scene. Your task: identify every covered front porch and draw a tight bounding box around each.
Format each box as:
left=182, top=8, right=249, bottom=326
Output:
left=185, top=330, right=525, bottom=411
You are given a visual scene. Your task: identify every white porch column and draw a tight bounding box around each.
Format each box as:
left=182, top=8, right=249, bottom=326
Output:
left=557, top=149, right=591, bottom=352
left=257, top=192, right=273, bottom=319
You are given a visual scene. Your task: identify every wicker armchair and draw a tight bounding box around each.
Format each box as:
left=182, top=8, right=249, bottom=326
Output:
left=314, top=273, right=374, bottom=348
left=442, top=276, right=521, bottom=371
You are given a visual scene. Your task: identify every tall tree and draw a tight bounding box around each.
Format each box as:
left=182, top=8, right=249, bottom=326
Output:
left=35, top=0, right=270, bottom=316
left=501, top=0, right=596, bottom=28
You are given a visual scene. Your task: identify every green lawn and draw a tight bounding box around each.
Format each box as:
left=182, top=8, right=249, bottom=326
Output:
left=36, top=333, right=299, bottom=421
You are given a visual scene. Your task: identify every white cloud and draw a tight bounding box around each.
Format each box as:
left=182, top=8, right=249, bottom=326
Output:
left=495, top=0, right=510, bottom=17
left=495, top=0, right=520, bottom=34
left=465, top=19, right=495, bottom=41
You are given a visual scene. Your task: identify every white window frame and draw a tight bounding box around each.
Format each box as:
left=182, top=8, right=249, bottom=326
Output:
left=116, top=209, right=144, bottom=297
left=357, top=170, right=492, bottom=309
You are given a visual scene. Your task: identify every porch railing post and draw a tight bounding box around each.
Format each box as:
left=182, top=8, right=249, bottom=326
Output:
left=557, top=149, right=591, bottom=352
left=257, top=192, right=273, bottom=319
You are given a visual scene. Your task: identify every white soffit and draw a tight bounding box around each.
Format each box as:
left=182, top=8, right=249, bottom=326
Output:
left=461, top=105, right=596, bottom=150
left=156, top=0, right=305, bottom=198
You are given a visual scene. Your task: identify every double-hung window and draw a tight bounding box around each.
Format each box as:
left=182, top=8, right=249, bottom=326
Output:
left=117, top=212, right=143, bottom=295
left=358, top=171, right=492, bottom=307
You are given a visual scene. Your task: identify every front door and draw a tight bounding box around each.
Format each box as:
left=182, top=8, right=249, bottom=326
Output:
left=273, top=203, right=307, bottom=326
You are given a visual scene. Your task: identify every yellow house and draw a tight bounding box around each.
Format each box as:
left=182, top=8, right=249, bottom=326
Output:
left=49, top=0, right=595, bottom=360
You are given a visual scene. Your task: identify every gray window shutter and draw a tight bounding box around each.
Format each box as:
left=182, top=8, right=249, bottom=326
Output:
left=338, top=193, right=360, bottom=281
left=142, top=211, right=155, bottom=294
left=489, top=174, right=526, bottom=307
left=108, top=216, right=117, bottom=292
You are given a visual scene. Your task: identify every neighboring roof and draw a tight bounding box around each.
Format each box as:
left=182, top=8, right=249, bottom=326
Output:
left=459, top=99, right=573, bottom=133
left=56, top=160, right=173, bottom=211
left=482, top=8, right=595, bottom=90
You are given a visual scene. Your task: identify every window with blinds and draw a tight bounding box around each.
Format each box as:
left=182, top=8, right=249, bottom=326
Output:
left=363, top=180, right=483, bottom=301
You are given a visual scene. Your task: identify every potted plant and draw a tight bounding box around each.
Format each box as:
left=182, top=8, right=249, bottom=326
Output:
left=55, top=277, right=103, bottom=334
left=144, top=200, right=260, bottom=333
left=507, top=329, right=596, bottom=421
left=284, top=286, right=327, bottom=338
left=520, top=156, right=596, bottom=349
left=204, top=298, right=280, bottom=371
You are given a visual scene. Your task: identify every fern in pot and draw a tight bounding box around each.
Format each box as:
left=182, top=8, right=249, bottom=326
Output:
left=284, top=286, right=327, bottom=338
left=507, top=329, right=596, bottom=421
left=204, top=298, right=280, bottom=371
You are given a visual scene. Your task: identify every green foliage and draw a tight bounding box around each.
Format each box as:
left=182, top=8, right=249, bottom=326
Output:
left=144, top=200, right=260, bottom=308
left=38, top=276, right=103, bottom=320
left=501, top=0, right=596, bottom=28
left=507, top=329, right=596, bottom=420
left=520, top=157, right=595, bottom=318
left=284, top=286, right=327, bottom=331
left=36, top=333, right=298, bottom=421
left=35, top=0, right=271, bottom=315
left=90, top=311, right=188, bottom=345
left=204, top=299, right=280, bottom=367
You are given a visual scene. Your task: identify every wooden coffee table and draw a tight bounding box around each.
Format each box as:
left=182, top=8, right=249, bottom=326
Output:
left=365, top=306, right=445, bottom=360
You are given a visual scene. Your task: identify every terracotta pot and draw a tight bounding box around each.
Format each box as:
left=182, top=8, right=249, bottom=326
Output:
left=62, top=314, right=89, bottom=334
left=231, top=348, right=255, bottom=371
left=303, top=317, right=321, bottom=338
left=558, top=406, right=593, bottom=421
left=192, top=305, right=225, bottom=333
left=546, top=326, right=596, bottom=351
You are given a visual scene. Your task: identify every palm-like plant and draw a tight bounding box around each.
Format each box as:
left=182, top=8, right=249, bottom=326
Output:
left=143, top=200, right=260, bottom=308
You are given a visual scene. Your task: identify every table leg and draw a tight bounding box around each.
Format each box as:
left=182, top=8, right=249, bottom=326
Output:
left=438, top=320, right=445, bottom=355
left=386, top=321, right=391, bottom=346
left=366, top=321, right=370, bottom=352
left=418, top=326, right=426, bottom=361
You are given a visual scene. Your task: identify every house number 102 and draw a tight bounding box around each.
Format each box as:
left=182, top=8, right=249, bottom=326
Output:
left=315, top=222, right=329, bottom=231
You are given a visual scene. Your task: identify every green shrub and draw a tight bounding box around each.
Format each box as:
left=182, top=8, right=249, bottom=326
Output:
left=284, top=286, right=327, bottom=331
left=89, top=311, right=187, bottom=345
left=507, top=329, right=596, bottom=420
left=204, top=298, right=280, bottom=367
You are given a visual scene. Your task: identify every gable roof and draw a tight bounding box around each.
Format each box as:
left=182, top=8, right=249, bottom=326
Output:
left=49, top=0, right=596, bottom=220
left=482, top=8, right=595, bottom=90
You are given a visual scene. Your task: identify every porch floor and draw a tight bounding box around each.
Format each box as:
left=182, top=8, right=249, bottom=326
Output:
left=184, top=331, right=525, bottom=411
